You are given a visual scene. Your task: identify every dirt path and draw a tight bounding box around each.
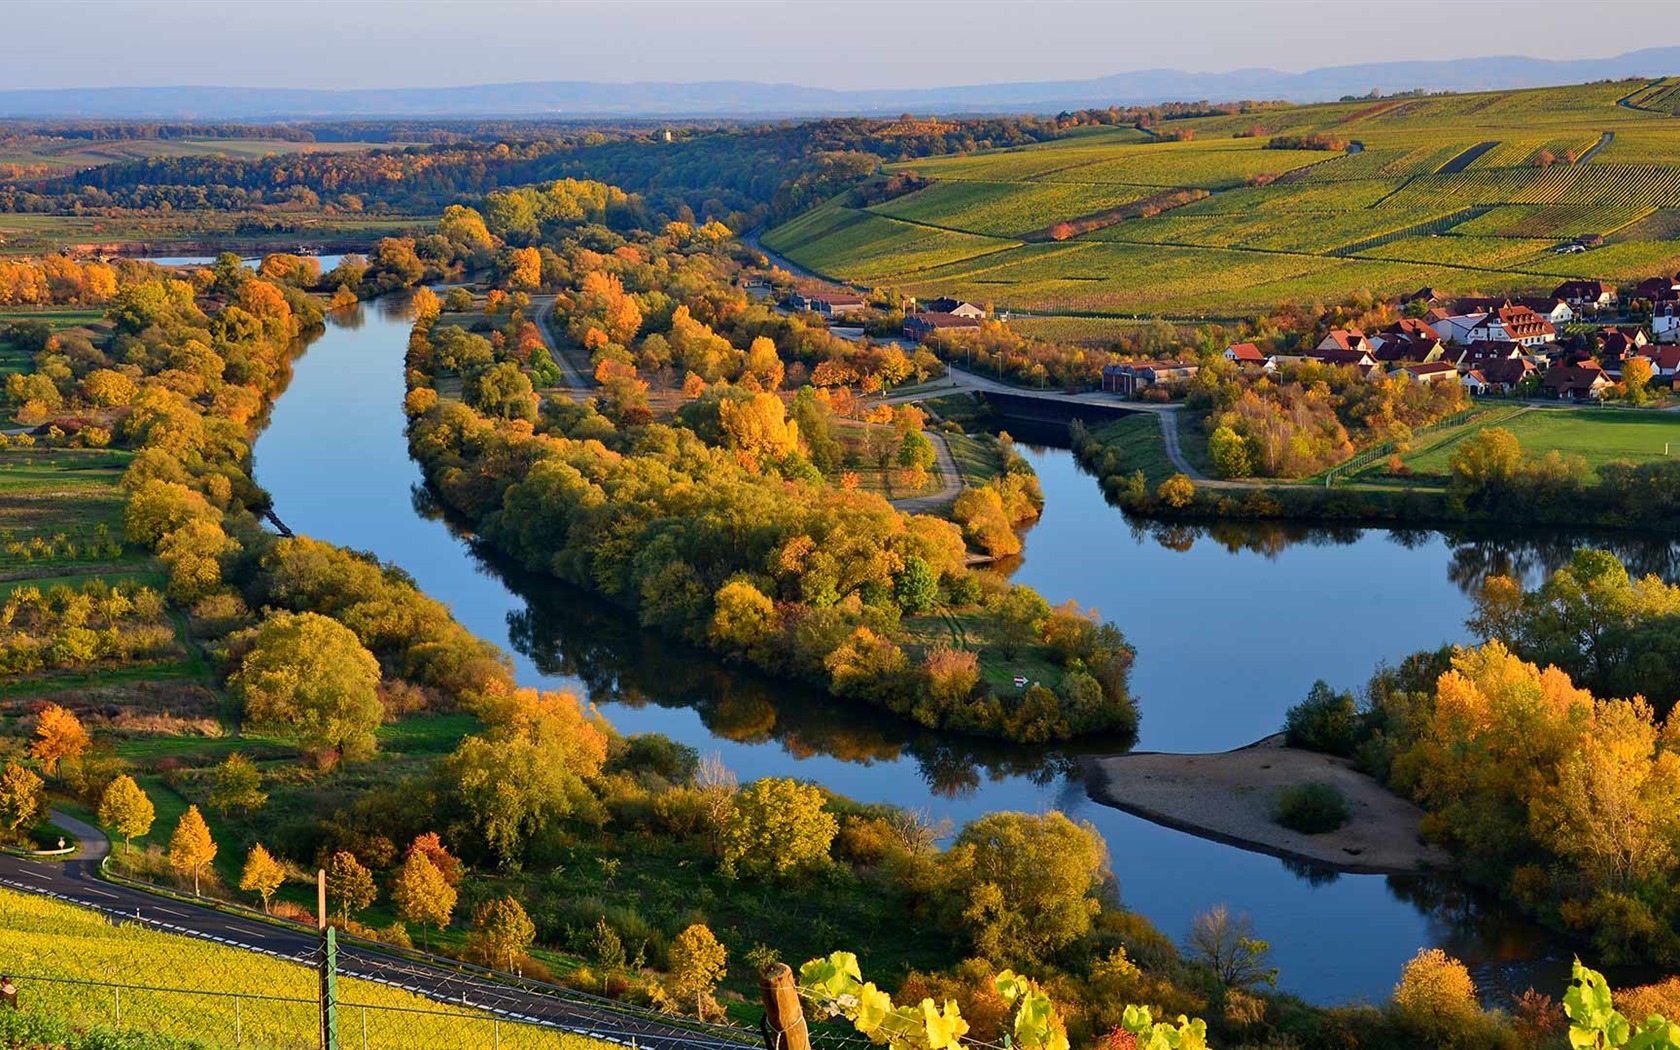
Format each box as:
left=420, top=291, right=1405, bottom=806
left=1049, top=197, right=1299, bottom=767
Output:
left=1156, top=409, right=1208, bottom=482
left=1084, top=736, right=1452, bottom=874
left=890, top=430, right=964, bottom=513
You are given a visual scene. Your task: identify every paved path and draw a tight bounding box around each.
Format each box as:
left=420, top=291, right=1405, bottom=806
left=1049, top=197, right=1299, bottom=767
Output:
left=0, top=812, right=753, bottom=1050
left=890, top=430, right=964, bottom=513
left=532, top=296, right=593, bottom=400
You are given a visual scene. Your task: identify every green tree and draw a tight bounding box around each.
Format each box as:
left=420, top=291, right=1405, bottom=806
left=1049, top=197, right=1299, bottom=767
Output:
left=465, top=361, right=538, bottom=421
left=98, top=775, right=155, bottom=854
left=898, top=430, right=937, bottom=473
left=942, top=811, right=1107, bottom=964
left=326, top=850, right=377, bottom=923
left=239, top=843, right=286, bottom=913
left=468, top=896, right=536, bottom=973
left=391, top=850, right=457, bottom=948
left=894, top=555, right=938, bottom=614
left=0, top=762, right=44, bottom=843
left=169, top=805, right=217, bottom=895
left=208, top=753, right=268, bottom=817
left=670, top=923, right=728, bottom=1019
left=722, top=778, right=838, bottom=880
left=228, top=611, right=383, bottom=763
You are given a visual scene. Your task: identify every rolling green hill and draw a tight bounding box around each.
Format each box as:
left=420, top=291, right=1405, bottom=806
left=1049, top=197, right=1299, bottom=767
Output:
left=762, top=79, right=1680, bottom=318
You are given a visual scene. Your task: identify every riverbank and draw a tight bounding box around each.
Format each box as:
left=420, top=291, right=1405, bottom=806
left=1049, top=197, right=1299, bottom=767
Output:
left=1083, top=735, right=1451, bottom=875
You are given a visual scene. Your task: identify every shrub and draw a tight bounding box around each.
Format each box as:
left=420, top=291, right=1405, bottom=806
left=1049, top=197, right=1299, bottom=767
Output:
left=1273, top=782, right=1349, bottom=834
left=1282, top=680, right=1360, bottom=756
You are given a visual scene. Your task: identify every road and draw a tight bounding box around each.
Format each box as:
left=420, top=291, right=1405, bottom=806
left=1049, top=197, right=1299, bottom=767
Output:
left=532, top=296, right=594, bottom=400
left=889, top=430, right=964, bottom=513
left=0, top=812, right=755, bottom=1050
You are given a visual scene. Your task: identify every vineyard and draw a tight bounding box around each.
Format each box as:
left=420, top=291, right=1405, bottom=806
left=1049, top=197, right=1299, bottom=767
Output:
left=0, top=887, right=616, bottom=1050
left=764, top=78, right=1680, bottom=316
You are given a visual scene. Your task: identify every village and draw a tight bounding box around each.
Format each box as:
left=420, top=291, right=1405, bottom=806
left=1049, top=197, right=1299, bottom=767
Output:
left=767, top=267, right=1680, bottom=406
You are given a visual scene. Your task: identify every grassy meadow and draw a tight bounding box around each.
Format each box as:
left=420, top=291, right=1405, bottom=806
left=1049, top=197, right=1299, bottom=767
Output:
left=763, top=78, right=1680, bottom=317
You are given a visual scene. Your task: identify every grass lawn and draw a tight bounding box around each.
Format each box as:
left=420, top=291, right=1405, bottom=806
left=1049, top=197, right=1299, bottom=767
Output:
left=1403, top=406, right=1680, bottom=479
left=943, top=430, right=1006, bottom=487
left=1086, top=414, right=1177, bottom=487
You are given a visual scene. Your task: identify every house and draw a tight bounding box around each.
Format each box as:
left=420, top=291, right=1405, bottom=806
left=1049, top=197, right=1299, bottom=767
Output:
left=1451, top=340, right=1526, bottom=370
left=1100, top=361, right=1200, bottom=397
left=1432, top=313, right=1487, bottom=345
left=1635, top=276, right=1680, bottom=301
left=1392, top=361, right=1460, bottom=384
left=1305, top=346, right=1379, bottom=369
left=1544, top=361, right=1612, bottom=401
left=1469, top=304, right=1556, bottom=348
left=903, top=312, right=982, bottom=342
left=1460, top=369, right=1491, bottom=395
left=1480, top=357, right=1538, bottom=393
left=1316, top=329, right=1372, bottom=354
left=1635, top=344, right=1680, bottom=378
left=1223, top=342, right=1274, bottom=371
left=922, top=297, right=985, bottom=319
left=790, top=291, right=868, bottom=318
left=1371, top=319, right=1445, bottom=363
left=1401, top=286, right=1442, bottom=306
left=1552, top=280, right=1617, bottom=310
left=1454, top=295, right=1573, bottom=325
left=1654, top=302, right=1680, bottom=344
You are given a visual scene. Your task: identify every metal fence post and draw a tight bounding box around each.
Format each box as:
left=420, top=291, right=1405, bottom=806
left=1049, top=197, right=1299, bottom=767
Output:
left=113, top=985, right=121, bottom=1028
left=360, top=1004, right=368, bottom=1050
left=320, top=925, right=339, bottom=1050
left=236, top=995, right=243, bottom=1046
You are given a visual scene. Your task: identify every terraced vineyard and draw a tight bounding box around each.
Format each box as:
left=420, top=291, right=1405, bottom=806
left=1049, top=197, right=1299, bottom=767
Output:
left=762, top=78, right=1680, bottom=317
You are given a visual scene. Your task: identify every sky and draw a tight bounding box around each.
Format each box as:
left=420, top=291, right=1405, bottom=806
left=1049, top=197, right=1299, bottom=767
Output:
left=4, top=0, right=1677, bottom=92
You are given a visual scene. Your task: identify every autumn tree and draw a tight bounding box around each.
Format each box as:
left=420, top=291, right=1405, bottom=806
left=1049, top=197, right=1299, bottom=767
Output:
left=942, top=811, right=1106, bottom=964
left=392, top=849, right=457, bottom=947
left=169, top=805, right=218, bottom=895
left=445, top=689, right=609, bottom=867
left=228, top=611, right=383, bottom=763
left=98, top=774, right=155, bottom=854
left=1393, top=948, right=1478, bottom=1023
left=722, top=777, right=838, bottom=880
left=208, top=753, right=268, bottom=817
left=240, top=843, right=286, bottom=913
left=0, top=762, right=44, bottom=843
left=1623, top=355, right=1654, bottom=405
left=406, top=831, right=463, bottom=885
left=468, top=896, right=536, bottom=972
left=719, top=392, right=801, bottom=471
left=326, top=850, right=377, bottom=923
left=670, top=923, right=728, bottom=1018
left=30, top=703, right=89, bottom=775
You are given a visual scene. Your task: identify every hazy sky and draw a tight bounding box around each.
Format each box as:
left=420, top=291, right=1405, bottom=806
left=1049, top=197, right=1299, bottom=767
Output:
left=5, top=0, right=1678, bottom=91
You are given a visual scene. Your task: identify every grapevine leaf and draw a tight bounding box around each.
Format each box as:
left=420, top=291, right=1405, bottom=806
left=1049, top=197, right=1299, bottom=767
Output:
left=800, top=951, right=864, bottom=1007
left=995, top=970, right=1026, bottom=1005
left=922, top=998, right=970, bottom=1050
left=855, top=982, right=896, bottom=1040
left=1121, top=1004, right=1153, bottom=1036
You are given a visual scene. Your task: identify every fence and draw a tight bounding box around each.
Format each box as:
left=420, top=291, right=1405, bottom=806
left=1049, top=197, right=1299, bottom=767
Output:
left=1317, top=405, right=1492, bottom=487
left=0, top=885, right=763, bottom=1050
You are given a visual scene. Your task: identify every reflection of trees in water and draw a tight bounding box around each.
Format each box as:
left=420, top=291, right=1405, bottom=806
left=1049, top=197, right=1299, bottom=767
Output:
left=327, top=303, right=366, bottom=331
left=1109, top=516, right=1678, bottom=595
left=405, top=495, right=1112, bottom=798
left=1443, top=529, right=1680, bottom=595
left=1279, top=857, right=1341, bottom=887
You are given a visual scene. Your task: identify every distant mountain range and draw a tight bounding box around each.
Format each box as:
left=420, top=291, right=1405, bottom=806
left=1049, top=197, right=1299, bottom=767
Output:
left=4, top=48, right=1680, bottom=121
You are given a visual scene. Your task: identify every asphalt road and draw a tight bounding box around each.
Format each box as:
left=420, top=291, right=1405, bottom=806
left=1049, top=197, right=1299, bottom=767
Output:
left=0, top=813, right=756, bottom=1050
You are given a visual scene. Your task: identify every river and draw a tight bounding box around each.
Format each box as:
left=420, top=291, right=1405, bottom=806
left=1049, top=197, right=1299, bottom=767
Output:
left=251, top=297, right=1677, bottom=1006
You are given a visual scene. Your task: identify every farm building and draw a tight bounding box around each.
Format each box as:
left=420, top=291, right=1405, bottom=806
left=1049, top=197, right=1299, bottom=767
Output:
left=1223, top=342, right=1273, bottom=370
left=903, top=312, right=983, bottom=342
left=921, top=297, right=985, bottom=319
left=790, top=291, right=868, bottom=318
left=1101, top=361, right=1200, bottom=397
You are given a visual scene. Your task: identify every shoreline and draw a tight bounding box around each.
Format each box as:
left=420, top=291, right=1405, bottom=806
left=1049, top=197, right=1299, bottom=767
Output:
left=1082, top=735, right=1452, bottom=876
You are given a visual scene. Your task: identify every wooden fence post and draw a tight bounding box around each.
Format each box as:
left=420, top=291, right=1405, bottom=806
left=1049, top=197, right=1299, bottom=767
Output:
left=758, top=963, right=811, bottom=1050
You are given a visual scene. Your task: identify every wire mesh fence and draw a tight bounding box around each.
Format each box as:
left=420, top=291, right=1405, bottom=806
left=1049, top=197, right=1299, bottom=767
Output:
left=0, top=883, right=763, bottom=1050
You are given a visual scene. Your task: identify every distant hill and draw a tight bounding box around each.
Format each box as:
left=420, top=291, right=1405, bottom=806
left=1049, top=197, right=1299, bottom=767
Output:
left=3, top=48, right=1680, bottom=120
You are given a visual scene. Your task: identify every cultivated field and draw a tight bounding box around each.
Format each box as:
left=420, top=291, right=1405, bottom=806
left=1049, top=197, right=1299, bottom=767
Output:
left=1401, top=407, right=1680, bottom=480
left=763, top=79, right=1680, bottom=317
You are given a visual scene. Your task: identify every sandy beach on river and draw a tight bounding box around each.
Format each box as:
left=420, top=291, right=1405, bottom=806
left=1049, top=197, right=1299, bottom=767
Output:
left=1083, top=735, right=1452, bottom=875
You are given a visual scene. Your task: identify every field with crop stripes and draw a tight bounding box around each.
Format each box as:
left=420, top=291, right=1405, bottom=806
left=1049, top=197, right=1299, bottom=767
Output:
left=0, top=888, right=613, bottom=1050
left=767, top=78, right=1680, bottom=317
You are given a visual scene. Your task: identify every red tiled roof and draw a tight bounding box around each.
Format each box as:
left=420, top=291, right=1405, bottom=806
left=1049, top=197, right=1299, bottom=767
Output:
left=1226, top=342, right=1267, bottom=362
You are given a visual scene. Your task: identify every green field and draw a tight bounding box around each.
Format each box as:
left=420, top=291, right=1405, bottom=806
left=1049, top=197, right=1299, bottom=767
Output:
left=766, top=79, right=1680, bottom=316
left=1402, top=407, right=1680, bottom=479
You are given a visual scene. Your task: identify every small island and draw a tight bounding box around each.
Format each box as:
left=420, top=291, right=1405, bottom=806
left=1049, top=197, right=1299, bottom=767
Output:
left=1083, top=735, right=1451, bottom=875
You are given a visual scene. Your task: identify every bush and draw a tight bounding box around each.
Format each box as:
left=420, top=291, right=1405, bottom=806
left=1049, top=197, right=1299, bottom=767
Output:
left=1283, top=681, right=1360, bottom=756
left=1273, top=782, right=1349, bottom=834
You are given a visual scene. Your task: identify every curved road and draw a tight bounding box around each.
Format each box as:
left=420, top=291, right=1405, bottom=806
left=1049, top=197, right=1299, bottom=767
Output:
left=0, top=813, right=754, bottom=1050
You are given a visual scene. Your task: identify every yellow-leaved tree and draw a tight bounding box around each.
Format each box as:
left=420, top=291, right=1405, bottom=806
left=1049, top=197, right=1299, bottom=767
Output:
left=169, top=805, right=217, bottom=895
left=239, top=843, right=286, bottom=913
left=97, top=774, right=155, bottom=854
left=30, top=703, right=89, bottom=775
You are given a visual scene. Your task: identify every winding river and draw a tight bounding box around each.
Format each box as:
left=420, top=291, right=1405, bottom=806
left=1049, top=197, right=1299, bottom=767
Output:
left=251, top=297, right=1678, bottom=1006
